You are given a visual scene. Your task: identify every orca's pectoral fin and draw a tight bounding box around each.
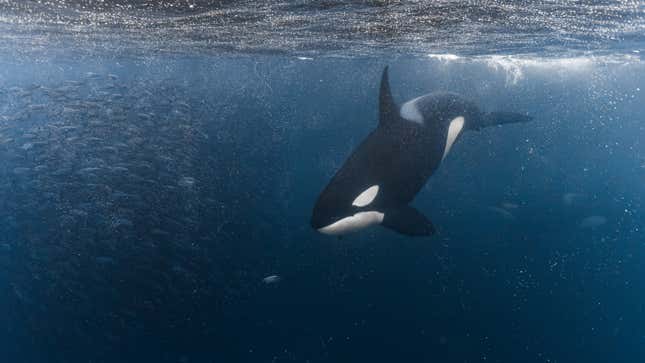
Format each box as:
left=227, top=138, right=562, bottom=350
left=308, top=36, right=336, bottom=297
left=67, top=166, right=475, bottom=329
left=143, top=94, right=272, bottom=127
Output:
left=381, top=205, right=435, bottom=237
left=479, top=111, right=533, bottom=129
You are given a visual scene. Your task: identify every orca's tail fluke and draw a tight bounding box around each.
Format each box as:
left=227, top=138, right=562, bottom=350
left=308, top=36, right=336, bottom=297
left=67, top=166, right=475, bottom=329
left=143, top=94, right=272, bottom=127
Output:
left=476, top=111, right=533, bottom=130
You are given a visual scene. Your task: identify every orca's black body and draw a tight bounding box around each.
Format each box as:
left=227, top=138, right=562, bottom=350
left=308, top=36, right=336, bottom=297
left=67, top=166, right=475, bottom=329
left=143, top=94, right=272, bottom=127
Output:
left=311, top=67, right=531, bottom=237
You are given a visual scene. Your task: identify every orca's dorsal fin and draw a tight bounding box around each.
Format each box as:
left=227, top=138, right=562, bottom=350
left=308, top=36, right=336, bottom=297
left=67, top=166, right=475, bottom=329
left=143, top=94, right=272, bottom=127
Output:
left=379, top=66, right=399, bottom=128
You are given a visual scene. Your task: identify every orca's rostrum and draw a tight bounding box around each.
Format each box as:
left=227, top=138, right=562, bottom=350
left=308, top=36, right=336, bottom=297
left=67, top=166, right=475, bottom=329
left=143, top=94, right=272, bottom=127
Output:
left=311, top=66, right=532, bottom=237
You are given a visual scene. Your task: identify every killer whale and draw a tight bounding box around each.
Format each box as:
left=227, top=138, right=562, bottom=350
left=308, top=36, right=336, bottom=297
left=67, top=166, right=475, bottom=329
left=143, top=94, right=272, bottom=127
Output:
left=311, top=66, right=532, bottom=237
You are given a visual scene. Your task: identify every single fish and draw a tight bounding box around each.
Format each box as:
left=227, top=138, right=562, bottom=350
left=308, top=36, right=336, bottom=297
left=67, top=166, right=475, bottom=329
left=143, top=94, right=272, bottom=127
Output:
left=579, top=215, right=607, bottom=229
left=262, top=275, right=281, bottom=284
left=487, top=206, right=516, bottom=220
left=563, top=193, right=583, bottom=206
left=501, top=202, right=519, bottom=209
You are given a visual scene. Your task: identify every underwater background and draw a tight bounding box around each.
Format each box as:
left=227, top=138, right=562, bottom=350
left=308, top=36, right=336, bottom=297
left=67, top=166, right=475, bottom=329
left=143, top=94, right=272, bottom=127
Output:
left=1, top=1, right=645, bottom=362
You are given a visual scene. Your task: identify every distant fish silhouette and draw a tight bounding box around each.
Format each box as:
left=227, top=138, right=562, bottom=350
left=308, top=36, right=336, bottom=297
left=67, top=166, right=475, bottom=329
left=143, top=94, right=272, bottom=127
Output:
left=178, top=176, right=196, bottom=188
left=487, top=206, right=515, bottom=220
left=562, top=193, right=583, bottom=206
left=578, top=215, right=607, bottom=229
left=262, top=275, right=281, bottom=284
left=501, top=202, right=519, bottom=210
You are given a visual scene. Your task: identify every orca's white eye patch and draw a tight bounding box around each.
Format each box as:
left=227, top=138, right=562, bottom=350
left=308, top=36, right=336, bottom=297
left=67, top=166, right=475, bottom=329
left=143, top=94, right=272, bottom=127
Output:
left=352, top=185, right=379, bottom=207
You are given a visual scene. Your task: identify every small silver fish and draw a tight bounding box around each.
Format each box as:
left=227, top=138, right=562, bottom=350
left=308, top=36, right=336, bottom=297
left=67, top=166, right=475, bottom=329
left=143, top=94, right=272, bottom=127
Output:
left=563, top=193, right=583, bottom=206
left=501, top=202, right=519, bottom=210
left=487, top=206, right=515, bottom=220
left=579, top=216, right=607, bottom=229
left=178, top=176, right=196, bottom=188
left=262, top=275, right=281, bottom=284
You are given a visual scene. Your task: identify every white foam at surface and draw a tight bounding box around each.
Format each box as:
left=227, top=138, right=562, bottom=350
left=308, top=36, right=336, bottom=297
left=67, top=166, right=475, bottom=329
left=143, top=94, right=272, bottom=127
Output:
left=425, top=53, right=642, bottom=85
left=427, top=53, right=462, bottom=62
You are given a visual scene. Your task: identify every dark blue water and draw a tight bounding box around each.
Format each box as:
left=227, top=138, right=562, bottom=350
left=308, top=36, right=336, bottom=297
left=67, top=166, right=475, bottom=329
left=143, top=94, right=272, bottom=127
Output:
left=1, top=2, right=645, bottom=362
